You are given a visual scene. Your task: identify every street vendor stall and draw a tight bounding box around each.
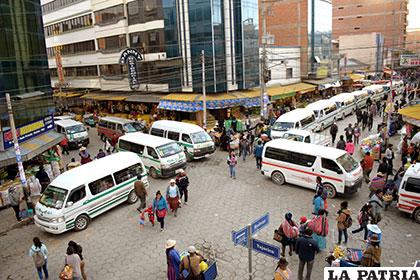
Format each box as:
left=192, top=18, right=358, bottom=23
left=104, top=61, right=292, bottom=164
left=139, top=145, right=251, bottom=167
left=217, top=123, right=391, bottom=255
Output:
left=360, top=134, right=383, bottom=160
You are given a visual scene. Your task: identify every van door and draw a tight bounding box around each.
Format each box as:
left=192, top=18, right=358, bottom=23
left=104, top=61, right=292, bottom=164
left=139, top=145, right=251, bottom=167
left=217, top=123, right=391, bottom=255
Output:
left=286, top=151, right=317, bottom=189
left=144, top=146, right=161, bottom=177
left=181, top=133, right=194, bottom=158
left=318, top=158, right=345, bottom=194
left=63, top=185, right=88, bottom=230
left=86, top=175, right=116, bottom=218
left=399, top=176, right=420, bottom=215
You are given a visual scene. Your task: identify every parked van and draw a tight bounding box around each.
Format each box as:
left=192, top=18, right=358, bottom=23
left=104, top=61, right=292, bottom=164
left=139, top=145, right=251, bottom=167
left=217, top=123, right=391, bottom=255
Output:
left=386, top=80, right=404, bottom=94
left=118, top=132, right=186, bottom=178
left=34, top=152, right=149, bottom=234
left=54, top=114, right=75, bottom=121
left=397, top=163, right=420, bottom=223
left=306, top=99, right=339, bottom=131
left=55, top=119, right=89, bottom=149
left=150, top=120, right=215, bottom=160
left=261, top=139, right=363, bottom=198
left=329, top=93, right=356, bottom=120
left=363, top=85, right=385, bottom=102
left=97, top=116, right=138, bottom=141
left=350, top=90, right=370, bottom=108
left=271, top=108, right=317, bottom=139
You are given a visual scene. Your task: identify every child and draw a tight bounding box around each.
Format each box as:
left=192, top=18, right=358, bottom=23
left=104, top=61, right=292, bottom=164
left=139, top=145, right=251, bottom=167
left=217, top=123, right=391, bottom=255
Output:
left=139, top=211, right=145, bottom=229
left=144, top=206, right=155, bottom=226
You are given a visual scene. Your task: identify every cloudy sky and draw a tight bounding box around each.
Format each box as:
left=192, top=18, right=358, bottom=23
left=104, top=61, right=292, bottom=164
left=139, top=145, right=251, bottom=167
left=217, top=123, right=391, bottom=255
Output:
left=407, top=0, right=420, bottom=30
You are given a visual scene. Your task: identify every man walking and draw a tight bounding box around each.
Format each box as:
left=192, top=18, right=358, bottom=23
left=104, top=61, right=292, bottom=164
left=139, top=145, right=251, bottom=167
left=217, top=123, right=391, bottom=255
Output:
left=336, top=135, right=346, bottom=150
left=254, top=140, right=264, bottom=169
left=59, top=138, right=69, bottom=155
left=344, top=124, right=353, bottom=142
left=295, top=228, right=319, bottom=280
left=176, top=169, right=189, bottom=205
left=330, top=122, right=338, bottom=144
left=362, top=152, right=374, bottom=183
left=134, top=176, right=147, bottom=211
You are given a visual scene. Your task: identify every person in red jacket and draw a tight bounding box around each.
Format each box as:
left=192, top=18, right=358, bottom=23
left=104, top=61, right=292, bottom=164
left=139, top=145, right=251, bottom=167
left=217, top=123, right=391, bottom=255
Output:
left=362, top=152, right=374, bottom=183
left=59, top=138, right=69, bottom=155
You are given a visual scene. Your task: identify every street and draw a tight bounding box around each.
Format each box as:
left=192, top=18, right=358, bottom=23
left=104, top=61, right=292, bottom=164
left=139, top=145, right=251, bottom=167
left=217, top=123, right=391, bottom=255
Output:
left=0, top=112, right=419, bottom=280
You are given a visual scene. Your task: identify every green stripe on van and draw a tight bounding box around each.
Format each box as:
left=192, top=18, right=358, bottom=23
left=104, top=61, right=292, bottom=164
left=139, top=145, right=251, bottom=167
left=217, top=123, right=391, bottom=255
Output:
left=83, top=177, right=137, bottom=205
left=89, top=194, right=128, bottom=216
left=179, top=142, right=193, bottom=148
left=88, top=190, right=129, bottom=214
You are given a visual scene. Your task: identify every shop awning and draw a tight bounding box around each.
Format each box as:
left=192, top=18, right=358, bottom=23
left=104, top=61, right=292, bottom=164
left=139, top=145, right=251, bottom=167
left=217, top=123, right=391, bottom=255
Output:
left=81, top=93, right=129, bottom=101
left=265, top=83, right=316, bottom=100
left=125, top=94, right=165, bottom=103
left=348, top=73, right=364, bottom=82
left=53, top=92, right=83, bottom=98
left=398, top=104, right=420, bottom=127
left=0, top=131, right=64, bottom=168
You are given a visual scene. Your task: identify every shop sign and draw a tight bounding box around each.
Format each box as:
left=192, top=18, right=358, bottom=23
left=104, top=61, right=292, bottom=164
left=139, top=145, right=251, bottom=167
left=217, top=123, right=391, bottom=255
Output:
left=2, top=115, right=55, bottom=150
left=119, top=48, right=143, bottom=90
left=316, top=66, right=329, bottom=79
left=400, top=54, right=420, bottom=67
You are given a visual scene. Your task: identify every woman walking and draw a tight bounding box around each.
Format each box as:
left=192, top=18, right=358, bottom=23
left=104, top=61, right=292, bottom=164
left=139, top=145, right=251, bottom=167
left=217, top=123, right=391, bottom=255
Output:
left=227, top=151, right=238, bottom=179
left=345, top=139, right=355, bottom=155
left=29, top=237, right=49, bottom=280
left=352, top=203, right=372, bottom=241
left=153, top=191, right=169, bottom=231
left=165, top=239, right=181, bottom=280
left=309, top=209, right=329, bottom=250
left=68, top=241, right=87, bottom=280
left=166, top=179, right=181, bottom=217
left=64, top=246, right=82, bottom=280
left=277, top=212, right=299, bottom=257
left=336, top=201, right=351, bottom=245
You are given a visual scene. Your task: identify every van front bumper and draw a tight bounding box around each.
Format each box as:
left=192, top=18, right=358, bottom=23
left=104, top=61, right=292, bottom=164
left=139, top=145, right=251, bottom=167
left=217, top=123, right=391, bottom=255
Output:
left=34, top=215, right=67, bottom=234
left=193, top=146, right=216, bottom=158
left=344, top=178, right=362, bottom=194
left=69, top=138, right=89, bottom=149
left=161, top=162, right=187, bottom=177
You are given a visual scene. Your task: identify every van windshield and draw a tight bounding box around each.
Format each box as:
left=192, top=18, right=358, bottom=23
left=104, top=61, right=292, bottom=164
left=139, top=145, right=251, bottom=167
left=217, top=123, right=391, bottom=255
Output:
left=272, top=122, right=294, bottom=131
left=336, top=153, right=359, bottom=173
left=66, top=125, right=86, bottom=134
left=281, top=133, right=303, bottom=142
left=191, top=131, right=212, bottom=144
left=39, top=186, right=68, bottom=209
left=123, top=123, right=137, bottom=133
left=157, top=142, right=182, bottom=158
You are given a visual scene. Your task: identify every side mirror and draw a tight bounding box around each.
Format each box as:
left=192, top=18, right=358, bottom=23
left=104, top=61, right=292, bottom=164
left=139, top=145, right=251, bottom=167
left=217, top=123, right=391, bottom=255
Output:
left=66, top=201, right=74, bottom=207
left=336, top=169, right=343, bottom=175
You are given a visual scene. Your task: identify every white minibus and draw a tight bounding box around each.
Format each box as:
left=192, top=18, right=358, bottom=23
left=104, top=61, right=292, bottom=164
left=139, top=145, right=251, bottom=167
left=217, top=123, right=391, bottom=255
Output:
left=306, top=100, right=339, bottom=131
left=150, top=120, right=215, bottom=160
left=350, top=90, right=370, bottom=109
left=397, top=163, right=420, bottom=224
left=34, top=152, right=149, bottom=234
left=118, top=132, right=187, bottom=178
left=329, top=93, right=356, bottom=120
left=363, top=85, right=385, bottom=102
left=55, top=119, right=89, bottom=149
left=261, top=139, right=363, bottom=198
left=271, top=108, right=318, bottom=139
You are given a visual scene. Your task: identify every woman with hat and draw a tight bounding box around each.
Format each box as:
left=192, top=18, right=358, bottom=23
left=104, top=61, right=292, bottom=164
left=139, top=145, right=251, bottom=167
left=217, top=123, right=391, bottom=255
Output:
left=166, top=179, right=181, bottom=217
left=361, top=234, right=381, bottom=267
left=79, top=147, right=92, bottom=165
left=165, top=239, right=181, bottom=280
left=274, top=257, right=291, bottom=280
left=179, top=246, right=204, bottom=280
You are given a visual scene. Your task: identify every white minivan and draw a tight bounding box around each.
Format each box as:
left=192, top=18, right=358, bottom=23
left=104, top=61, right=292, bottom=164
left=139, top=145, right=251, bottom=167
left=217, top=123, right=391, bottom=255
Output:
left=34, top=152, right=149, bottom=234
left=363, top=85, right=385, bottom=102
left=306, top=100, right=339, bottom=131
left=350, top=90, right=370, bottom=109
left=55, top=119, right=89, bottom=149
left=150, top=120, right=215, bottom=160
left=261, top=139, right=363, bottom=198
left=397, top=163, right=420, bottom=224
left=271, top=108, right=318, bottom=139
left=329, top=93, right=356, bottom=120
left=118, top=132, right=187, bottom=178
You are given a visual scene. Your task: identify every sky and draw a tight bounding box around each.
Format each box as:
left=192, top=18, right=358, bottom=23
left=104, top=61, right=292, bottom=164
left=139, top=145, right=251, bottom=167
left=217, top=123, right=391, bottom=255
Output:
left=407, top=0, right=420, bottom=30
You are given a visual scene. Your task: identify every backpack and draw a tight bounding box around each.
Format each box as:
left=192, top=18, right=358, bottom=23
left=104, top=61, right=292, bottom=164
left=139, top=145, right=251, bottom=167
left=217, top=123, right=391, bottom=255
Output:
left=59, top=265, right=73, bottom=280
left=343, top=213, right=353, bottom=228
left=32, top=250, right=45, bottom=268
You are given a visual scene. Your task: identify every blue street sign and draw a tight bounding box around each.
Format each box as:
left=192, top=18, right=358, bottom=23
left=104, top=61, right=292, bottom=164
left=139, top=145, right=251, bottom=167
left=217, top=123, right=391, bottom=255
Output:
left=252, top=239, right=280, bottom=259
left=232, top=213, right=270, bottom=246
left=251, top=213, right=269, bottom=234
left=232, top=227, right=248, bottom=246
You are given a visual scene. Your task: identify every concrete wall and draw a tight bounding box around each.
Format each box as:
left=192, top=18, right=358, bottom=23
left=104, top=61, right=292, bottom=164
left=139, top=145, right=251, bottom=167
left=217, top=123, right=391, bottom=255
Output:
left=339, top=33, right=379, bottom=69
left=263, top=47, right=301, bottom=87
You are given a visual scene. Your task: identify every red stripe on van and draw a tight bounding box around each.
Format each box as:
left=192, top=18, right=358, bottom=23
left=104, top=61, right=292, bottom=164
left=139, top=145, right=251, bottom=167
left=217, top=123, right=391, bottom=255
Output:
left=398, top=203, right=415, bottom=211
left=400, top=193, right=420, bottom=200
left=262, top=161, right=343, bottom=182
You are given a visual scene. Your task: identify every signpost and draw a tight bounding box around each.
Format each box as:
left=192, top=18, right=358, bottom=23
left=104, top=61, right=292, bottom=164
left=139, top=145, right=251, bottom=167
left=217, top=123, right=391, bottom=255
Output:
left=119, top=48, right=143, bottom=90
left=252, top=238, right=280, bottom=259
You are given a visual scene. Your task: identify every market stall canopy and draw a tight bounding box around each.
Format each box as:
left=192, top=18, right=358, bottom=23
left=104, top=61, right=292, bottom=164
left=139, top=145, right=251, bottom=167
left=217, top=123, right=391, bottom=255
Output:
left=53, top=92, right=83, bottom=98
left=348, top=73, right=364, bottom=82
left=125, top=94, right=165, bottom=103
left=304, top=78, right=341, bottom=90
left=265, top=83, right=316, bottom=100
left=398, top=104, right=420, bottom=127
left=0, top=131, right=64, bottom=168
left=81, top=93, right=130, bottom=101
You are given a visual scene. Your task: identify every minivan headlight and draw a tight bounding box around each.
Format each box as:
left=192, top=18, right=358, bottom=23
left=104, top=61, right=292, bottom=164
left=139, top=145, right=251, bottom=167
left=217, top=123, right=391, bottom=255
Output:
left=51, top=217, right=65, bottom=223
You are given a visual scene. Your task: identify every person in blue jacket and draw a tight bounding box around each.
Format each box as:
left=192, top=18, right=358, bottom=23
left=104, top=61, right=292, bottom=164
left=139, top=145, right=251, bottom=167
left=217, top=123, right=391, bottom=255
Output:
left=165, top=239, right=181, bottom=280
left=254, top=140, right=264, bottom=169
left=153, top=191, right=169, bottom=232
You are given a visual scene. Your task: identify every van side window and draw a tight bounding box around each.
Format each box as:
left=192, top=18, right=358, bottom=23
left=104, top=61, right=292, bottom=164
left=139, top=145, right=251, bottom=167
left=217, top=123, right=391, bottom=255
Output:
left=117, top=124, right=123, bottom=132
left=304, top=136, right=311, bottom=143
left=98, top=120, right=107, bottom=127
left=404, top=177, right=420, bottom=193
left=151, top=128, right=164, bottom=137
left=265, top=147, right=290, bottom=162
left=147, top=147, right=159, bottom=159
left=118, top=140, right=144, bottom=154
left=300, top=115, right=315, bottom=127
left=56, top=125, right=62, bottom=133
left=107, top=122, right=116, bottom=130
left=182, top=134, right=192, bottom=144
left=89, top=175, right=115, bottom=195
left=114, top=163, right=143, bottom=184
left=168, top=131, right=180, bottom=141
left=67, top=186, right=86, bottom=205
left=321, top=158, right=341, bottom=173
left=290, top=152, right=316, bottom=167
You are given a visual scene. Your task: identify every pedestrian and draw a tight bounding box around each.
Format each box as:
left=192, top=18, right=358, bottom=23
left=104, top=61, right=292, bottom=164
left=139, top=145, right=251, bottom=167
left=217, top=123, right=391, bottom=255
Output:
left=176, top=169, right=189, bottom=205
left=314, top=176, right=323, bottom=196
left=110, top=133, right=118, bottom=153
left=179, top=246, right=204, bottom=280
left=308, top=208, right=328, bottom=251
left=67, top=158, right=81, bottom=170
left=367, top=112, right=373, bottom=131
left=227, top=151, right=238, bottom=179
left=353, top=123, right=361, bottom=145
left=166, top=239, right=181, bottom=280
left=336, top=201, right=351, bottom=245
left=299, top=216, right=308, bottom=236
left=64, top=246, right=82, bottom=280
left=385, top=144, right=394, bottom=171
left=344, top=123, right=353, bottom=142
left=295, top=228, right=319, bottom=280
left=336, top=135, right=346, bottom=150
left=370, top=103, right=377, bottom=117
left=361, top=234, right=381, bottom=267
left=153, top=190, right=169, bottom=231
left=245, top=114, right=251, bottom=131
left=59, top=138, right=70, bottom=155
left=367, top=97, right=372, bottom=108
left=376, top=100, right=382, bottom=117
left=254, top=140, right=264, bottom=169
left=79, top=147, right=92, bottom=165
left=345, top=139, right=355, bottom=155
left=369, top=189, right=384, bottom=224
left=8, top=184, right=23, bottom=221
left=68, top=241, right=87, bottom=280
left=312, top=193, right=325, bottom=215
left=29, top=237, right=49, bottom=280
left=277, top=212, right=299, bottom=257
left=355, top=107, right=362, bottom=124
left=166, top=179, right=181, bottom=217
left=134, top=175, right=147, bottom=211
left=330, top=122, right=338, bottom=144
left=36, top=165, right=50, bottom=193
left=95, top=149, right=106, bottom=159
left=362, top=111, right=368, bottom=130
left=369, top=172, right=386, bottom=196
left=274, top=257, right=291, bottom=280
left=352, top=203, right=372, bottom=241
left=362, top=151, right=374, bottom=183
left=377, top=157, right=389, bottom=178
left=239, top=136, right=249, bottom=161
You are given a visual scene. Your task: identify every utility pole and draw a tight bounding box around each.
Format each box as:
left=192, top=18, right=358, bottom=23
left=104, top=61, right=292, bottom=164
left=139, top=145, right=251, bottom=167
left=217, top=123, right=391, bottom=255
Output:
left=201, top=50, right=207, bottom=129
left=6, top=93, right=26, bottom=186
left=260, top=0, right=268, bottom=120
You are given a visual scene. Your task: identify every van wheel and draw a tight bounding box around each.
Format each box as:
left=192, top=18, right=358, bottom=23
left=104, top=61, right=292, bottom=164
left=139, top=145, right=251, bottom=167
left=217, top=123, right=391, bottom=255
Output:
left=323, top=183, right=337, bottom=198
left=271, top=171, right=285, bottom=185
left=149, top=167, right=159, bottom=179
left=413, top=208, right=420, bottom=224
left=127, top=189, right=138, bottom=204
left=74, top=214, right=89, bottom=231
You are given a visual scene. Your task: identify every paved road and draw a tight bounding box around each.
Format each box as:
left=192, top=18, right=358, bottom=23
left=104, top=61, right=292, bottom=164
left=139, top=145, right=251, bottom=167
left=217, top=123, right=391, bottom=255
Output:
left=0, top=111, right=419, bottom=280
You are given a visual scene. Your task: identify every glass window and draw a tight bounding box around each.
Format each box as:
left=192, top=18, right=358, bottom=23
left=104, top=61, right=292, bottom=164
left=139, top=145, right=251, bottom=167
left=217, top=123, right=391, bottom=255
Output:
left=286, top=68, right=293, bottom=79
left=129, top=29, right=164, bottom=53
left=272, top=122, right=294, bottom=131
left=123, top=123, right=137, bottom=133
left=67, top=186, right=86, bottom=205
left=264, top=147, right=290, bottom=162
left=147, top=147, right=159, bottom=159
left=114, top=163, right=143, bottom=184
left=39, top=186, right=68, bottom=209
left=324, top=104, right=337, bottom=115
left=99, top=120, right=107, bottom=127
left=300, top=115, right=315, bottom=127
left=290, top=152, right=316, bottom=167
left=151, top=128, right=164, bottom=137
left=182, top=134, right=192, bottom=144
left=99, top=64, right=127, bottom=77
left=117, top=124, right=123, bottom=132
left=97, top=35, right=126, bottom=51
left=44, top=14, right=93, bottom=36
left=190, top=131, right=211, bottom=144
left=118, top=140, right=144, bottom=154
left=321, top=158, right=341, bottom=173
left=304, top=136, right=311, bottom=143
left=107, top=122, right=116, bottom=130
left=66, top=125, right=86, bottom=134
left=88, top=175, right=115, bottom=195
left=157, top=143, right=182, bottom=158
left=47, top=40, right=95, bottom=57
left=404, top=178, right=420, bottom=194
left=336, top=153, right=358, bottom=173
left=127, top=0, right=163, bottom=25
left=95, top=4, right=124, bottom=25
left=167, top=131, right=179, bottom=141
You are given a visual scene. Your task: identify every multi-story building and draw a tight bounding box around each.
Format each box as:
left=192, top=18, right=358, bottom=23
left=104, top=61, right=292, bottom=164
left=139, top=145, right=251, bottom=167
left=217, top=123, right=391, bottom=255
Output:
left=261, top=0, right=333, bottom=79
left=42, top=0, right=259, bottom=94
left=333, top=0, right=408, bottom=50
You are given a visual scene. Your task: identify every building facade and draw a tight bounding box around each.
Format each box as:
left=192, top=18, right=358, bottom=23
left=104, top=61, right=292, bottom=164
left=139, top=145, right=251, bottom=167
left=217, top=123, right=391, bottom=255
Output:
left=264, top=47, right=301, bottom=87
left=333, top=0, right=408, bottom=50
left=42, top=0, right=259, bottom=94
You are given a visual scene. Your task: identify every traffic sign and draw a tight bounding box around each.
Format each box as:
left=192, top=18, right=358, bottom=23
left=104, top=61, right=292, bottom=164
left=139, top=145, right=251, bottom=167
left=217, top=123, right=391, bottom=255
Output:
left=252, top=238, right=280, bottom=259
left=232, top=227, right=248, bottom=246
left=232, top=213, right=270, bottom=246
left=251, top=213, right=269, bottom=234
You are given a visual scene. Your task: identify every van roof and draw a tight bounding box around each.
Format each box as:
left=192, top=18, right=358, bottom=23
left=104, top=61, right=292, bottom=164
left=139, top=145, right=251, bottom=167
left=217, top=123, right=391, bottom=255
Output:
left=363, top=85, right=384, bottom=91
left=306, top=99, right=336, bottom=110
left=50, top=152, right=142, bottom=190
left=55, top=119, right=84, bottom=127
left=100, top=116, right=135, bottom=124
left=276, top=108, right=314, bottom=122
left=119, top=132, right=174, bottom=147
left=404, top=163, right=420, bottom=178
left=265, top=138, right=345, bottom=159
left=329, top=92, right=355, bottom=102
left=283, top=129, right=311, bottom=137
left=351, top=90, right=368, bottom=96
left=152, top=120, right=204, bottom=133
